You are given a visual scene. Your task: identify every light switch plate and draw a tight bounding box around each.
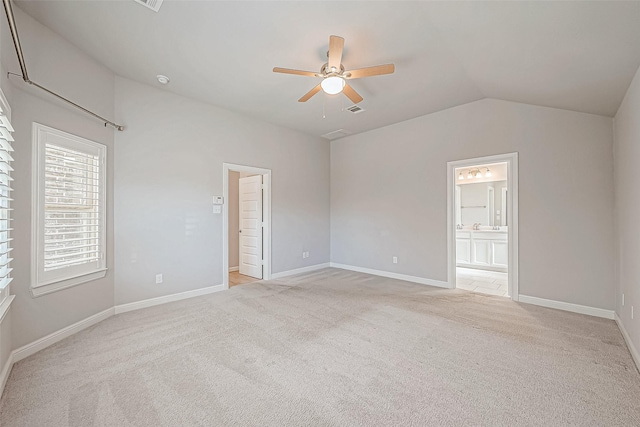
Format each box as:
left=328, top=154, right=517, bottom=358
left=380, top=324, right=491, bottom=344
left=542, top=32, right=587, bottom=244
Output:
left=213, top=196, right=224, bottom=205
left=213, top=205, right=222, bottom=214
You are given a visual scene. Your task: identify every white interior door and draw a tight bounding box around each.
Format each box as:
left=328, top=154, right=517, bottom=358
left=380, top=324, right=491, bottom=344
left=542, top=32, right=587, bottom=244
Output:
left=239, top=175, right=263, bottom=279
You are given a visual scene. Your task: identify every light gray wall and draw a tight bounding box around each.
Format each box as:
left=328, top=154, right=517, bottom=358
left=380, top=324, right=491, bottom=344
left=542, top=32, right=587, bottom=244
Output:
left=113, top=77, right=329, bottom=305
left=228, top=171, right=239, bottom=269
left=331, top=98, right=614, bottom=310
left=613, top=64, right=640, bottom=357
left=3, top=8, right=115, bottom=349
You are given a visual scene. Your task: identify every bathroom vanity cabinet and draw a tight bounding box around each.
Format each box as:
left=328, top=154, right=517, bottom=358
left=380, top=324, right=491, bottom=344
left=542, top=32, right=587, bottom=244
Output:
left=456, top=230, right=508, bottom=272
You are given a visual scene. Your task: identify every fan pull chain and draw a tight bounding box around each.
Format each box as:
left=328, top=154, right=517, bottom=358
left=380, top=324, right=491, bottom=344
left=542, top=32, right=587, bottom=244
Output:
left=323, top=98, right=326, bottom=119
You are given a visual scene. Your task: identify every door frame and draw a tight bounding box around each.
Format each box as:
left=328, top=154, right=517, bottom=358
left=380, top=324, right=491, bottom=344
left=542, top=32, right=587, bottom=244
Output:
left=446, top=153, right=519, bottom=300
left=222, top=163, right=272, bottom=289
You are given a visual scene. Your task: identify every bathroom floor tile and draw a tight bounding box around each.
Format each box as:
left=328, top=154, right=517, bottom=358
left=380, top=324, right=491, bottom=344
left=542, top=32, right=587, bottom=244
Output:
left=470, top=280, right=501, bottom=290
left=457, top=282, right=476, bottom=291
left=456, top=267, right=509, bottom=298
left=456, top=278, right=474, bottom=286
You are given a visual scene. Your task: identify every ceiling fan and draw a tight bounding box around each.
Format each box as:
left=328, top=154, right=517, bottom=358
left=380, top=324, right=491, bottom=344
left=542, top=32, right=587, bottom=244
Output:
left=273, top=35, right=395, bottom=104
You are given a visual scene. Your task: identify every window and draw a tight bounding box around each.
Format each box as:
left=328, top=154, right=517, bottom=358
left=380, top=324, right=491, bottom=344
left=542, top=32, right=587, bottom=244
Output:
left=0, top=94, right=14, bottom=306
left=32, top=124, right=106, bottom=296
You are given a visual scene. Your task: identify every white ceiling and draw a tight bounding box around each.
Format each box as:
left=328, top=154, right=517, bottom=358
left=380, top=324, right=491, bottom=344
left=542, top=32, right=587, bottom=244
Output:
left=14, top=1, right=640, bottom=139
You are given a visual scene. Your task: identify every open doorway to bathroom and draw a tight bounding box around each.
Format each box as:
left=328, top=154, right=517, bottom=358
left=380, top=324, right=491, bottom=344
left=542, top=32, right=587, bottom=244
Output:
left=447, top=153, right=519, bottom=300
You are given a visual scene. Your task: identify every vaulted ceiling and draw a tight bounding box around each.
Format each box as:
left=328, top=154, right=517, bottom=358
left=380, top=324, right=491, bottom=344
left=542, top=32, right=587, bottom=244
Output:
left=14, top=1, right=640, bottom=138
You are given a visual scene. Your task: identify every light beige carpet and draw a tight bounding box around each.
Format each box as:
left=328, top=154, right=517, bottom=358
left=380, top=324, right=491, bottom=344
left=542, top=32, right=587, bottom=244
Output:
left=1, top=268, right=639, bottom=426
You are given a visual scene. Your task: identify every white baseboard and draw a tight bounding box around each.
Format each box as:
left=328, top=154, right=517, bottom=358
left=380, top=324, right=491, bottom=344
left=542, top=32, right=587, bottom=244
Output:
left=12, top=307, right=115, bottom=363
left=229, top=266, right=239, bottom=272
left=518, top=295, right=615, bottom=320
left=114, top=284, right=225, bottom=314
left=271, top=263, right=330, bottom=279
left=615, top=313, right=640, bottom=373
left=0, top=351, right=13, bottom=399
left=329, top=262, right=450, bottom=289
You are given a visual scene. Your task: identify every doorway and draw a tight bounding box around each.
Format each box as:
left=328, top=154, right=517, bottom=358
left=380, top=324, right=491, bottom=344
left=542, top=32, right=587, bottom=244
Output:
left=447, top=153, right=519, bottom=300
left=223, top=163, right=272, bottom=289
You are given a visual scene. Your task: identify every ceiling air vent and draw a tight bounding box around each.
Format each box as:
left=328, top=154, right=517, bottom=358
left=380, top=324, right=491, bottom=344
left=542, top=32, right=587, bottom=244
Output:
left=321, top=129, right=352, bottom=140
left=346, top=105, right=365, bottom=114
left=134, top=0, right=164, bottom=12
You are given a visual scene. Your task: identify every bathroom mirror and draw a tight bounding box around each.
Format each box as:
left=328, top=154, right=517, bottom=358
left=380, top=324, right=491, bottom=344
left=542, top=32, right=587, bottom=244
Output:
left=455, top=180, right=508, bottom=226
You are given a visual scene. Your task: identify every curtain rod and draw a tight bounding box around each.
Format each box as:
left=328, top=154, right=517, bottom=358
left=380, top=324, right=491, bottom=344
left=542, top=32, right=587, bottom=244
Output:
left=2, top=0, right=124, bottom=131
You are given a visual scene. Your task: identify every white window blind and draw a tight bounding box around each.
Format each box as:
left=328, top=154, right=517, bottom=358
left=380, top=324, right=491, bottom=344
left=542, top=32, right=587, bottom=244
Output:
left=0, top=99, right=14, bottom=306
left=44, top=144, right=101, bottom=270
left=33, top=124, right=106, bottom=296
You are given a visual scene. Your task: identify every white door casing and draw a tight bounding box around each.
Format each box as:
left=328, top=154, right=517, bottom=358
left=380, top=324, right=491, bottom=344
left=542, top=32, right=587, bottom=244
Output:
left=239, top=175, right=263, bottom=279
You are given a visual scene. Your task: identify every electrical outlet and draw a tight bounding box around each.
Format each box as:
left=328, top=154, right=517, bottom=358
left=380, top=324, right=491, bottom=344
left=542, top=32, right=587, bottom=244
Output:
left=305, top=251, right=310, bottom=258
left=392, top=256, right=398, bottom=264
left=155, top=274, right=163, bottom=284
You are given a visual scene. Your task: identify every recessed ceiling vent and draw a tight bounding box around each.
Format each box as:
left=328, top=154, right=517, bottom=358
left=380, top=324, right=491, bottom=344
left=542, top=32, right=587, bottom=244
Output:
left=321, top=129, right=352, bottom=140
left=134, top=0, right=164, bottom=12
left=346, top=105, right=366, bottom=114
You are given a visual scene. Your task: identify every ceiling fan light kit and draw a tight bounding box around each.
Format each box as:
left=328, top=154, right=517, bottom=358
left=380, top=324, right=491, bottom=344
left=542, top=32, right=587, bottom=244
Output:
left=320, top=76, right=345, bottom=95
left=273, top=35, right=395, bottom=104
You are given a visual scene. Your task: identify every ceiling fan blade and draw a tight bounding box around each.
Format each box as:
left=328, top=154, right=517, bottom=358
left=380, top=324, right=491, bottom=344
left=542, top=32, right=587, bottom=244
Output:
left=273, top=67, right=318, bottom=77
left=298, top=83, right=322, bottom=102
left=342, top=83, right=363, bottom=104
left=327, top=35, right=344, bottom=70
left=345, top=64, right=395, bottom=79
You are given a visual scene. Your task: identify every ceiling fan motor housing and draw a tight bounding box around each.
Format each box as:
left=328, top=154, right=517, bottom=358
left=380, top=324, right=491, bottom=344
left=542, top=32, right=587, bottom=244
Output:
left=320, top=63, right=345, bottom=77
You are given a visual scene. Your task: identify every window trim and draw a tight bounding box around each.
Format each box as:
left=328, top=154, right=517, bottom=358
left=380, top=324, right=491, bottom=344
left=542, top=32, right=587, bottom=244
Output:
left=31, top=123, right=107, bottom=297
